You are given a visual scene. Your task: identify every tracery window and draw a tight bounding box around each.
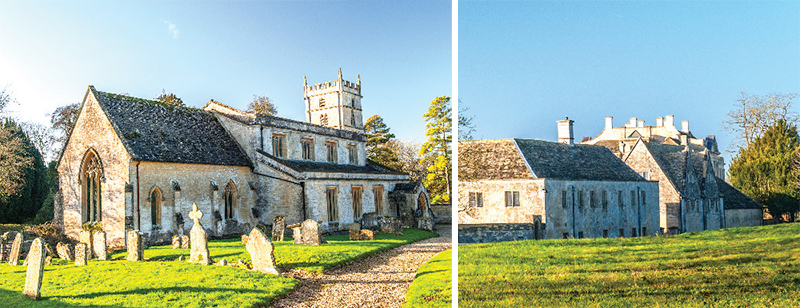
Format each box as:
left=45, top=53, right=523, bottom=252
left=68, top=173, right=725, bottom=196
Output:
left=224, top=181, right=236, bottom=219
left=81, top=150, right=103, bottom=223
left=150, top=187, right=163, bottom=227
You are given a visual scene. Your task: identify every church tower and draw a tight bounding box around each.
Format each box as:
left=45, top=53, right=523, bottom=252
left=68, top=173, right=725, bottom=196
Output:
left=304, top=68, right=364, bottom=133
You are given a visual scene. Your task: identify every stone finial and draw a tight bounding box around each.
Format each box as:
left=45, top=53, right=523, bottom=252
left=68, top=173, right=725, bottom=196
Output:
left=357, top=74, right=361, bottom=86
left=189, top=203, right=203, bottom=226
left=338, top=68, right=342, bottom=80
left=304, top=76, right=307, bottom=87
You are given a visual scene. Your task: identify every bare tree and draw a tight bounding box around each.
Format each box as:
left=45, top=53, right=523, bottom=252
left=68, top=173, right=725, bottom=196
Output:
left=385, top=139, right=429, bottom=182
left=248, top=95, right=277, bottom=116
left=458, top=102, right=476, bottom=141
left=0, top=85, right=12, bottom=114
left=723, top=92, right=799, bottom=151
left=49, top=103, right=81, bottom=153
left=20, top=122, right=57, bottom=162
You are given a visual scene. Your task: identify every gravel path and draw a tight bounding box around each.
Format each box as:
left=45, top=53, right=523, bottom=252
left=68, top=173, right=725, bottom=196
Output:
left=269, top=224, right=452, bottom=308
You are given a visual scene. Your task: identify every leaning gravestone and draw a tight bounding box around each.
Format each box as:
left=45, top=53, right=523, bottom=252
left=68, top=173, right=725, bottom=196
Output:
left=272, top=216, right=286, bottom=242
left=56, top=242, right=73, bottom=261
left=188, top=203, right=211, bottom=265
left=300, top=219, right=323, bottom=246
left=74, top=243, right=88, bottom=266
left=23, top=238, right=46, bottom=300
left=93, top=231, right=107, bottom=261
left=287, top=223, right=302, bottom=244
left=79, top=230, right=94, bottom=259
left=181, top=235, right=190, bottom=249
left=245, top=227, right=279, bottom=275
left=349, top=223, right=361, bottom=240
left=172, top=236, right=181, bottom=249
left=8, top=232, right=23, bottom=266
left=126, top=230, right=144, bottom=261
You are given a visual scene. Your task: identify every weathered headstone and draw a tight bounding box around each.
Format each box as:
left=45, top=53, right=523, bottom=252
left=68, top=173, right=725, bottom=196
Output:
left=188, top=203, right=211, bottom=265
left=349, top=223, right=361, bottom=240
left=287, top=223, right=302, bottom=244
left=79, top=230, right=94, bottom=259
left=93, top=231, right=107, bottom=261
left=172, top=236, right=181, bottom=249
left=8, top=232, right=23, bottom=265
left=361, top=212, right=379, bottom=229
left=0, top=242, right=5, bottom=262
left=126, top=230, right=144, bottom=261
left=181, top=235, right=190, bottom=249
left=300, top=219, right=323, bottom=246
left=416, top=217, right=435, bottom=231
left=74, top=242, right=88, bottom=265
left=219, top=258, right=227, bottom=266
left=23, top=238, right=46, bottom=300
left=380, top=217, right=403, bottom=233
left=241, top=234, right=249, bottom=245
left=56, top=242, right=73, bottom=261
left=358, top=229, right=375, bottom=241
left=272, top=216, right=286, bottom=242
left=178, top=255, right=185, bottom=261
left=245, top=227, right=279, bottom=275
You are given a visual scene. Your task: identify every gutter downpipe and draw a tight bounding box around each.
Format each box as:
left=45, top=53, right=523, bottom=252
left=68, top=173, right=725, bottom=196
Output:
left=301, top=182, right=307, bottom=221
left=136, top=160, right=141, bottom=230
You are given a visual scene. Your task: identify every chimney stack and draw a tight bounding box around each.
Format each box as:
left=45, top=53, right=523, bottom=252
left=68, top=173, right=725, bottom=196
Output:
left=557, top=117, right=574, bottom=146
left=681, top=120, right=689, bottom=133
left=628, top=117, right=638, bottom=127
left=637, top=120, right=645, bottom=127
left=656, top=117, right=663, bottom=127
left=605, top=116, right=613, bottom=131
left=665, top=115, right=674, bottom=128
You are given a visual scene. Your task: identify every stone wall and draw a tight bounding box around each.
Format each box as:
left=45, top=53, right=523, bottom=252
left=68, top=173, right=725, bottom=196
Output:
left=543, top=179, right=660, bottom=239
left=725, top=208, right=763, bottom=228
left=624, top=142, right=683, bottom=232
left=458, top=179, right=545, bottom=224
left=430, top=204, right=451, bottom=224
left=57, top=91, right=132, bottom=247
left=458, top=223, right=538, bottom=244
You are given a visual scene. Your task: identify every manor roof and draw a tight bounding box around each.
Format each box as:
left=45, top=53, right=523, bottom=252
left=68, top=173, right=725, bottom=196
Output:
left=89, top=86, right=252, bottom=167
left=459, top=138, right=646, bottom=182
left=256, top=150, right=406, bottom=175
left=717, top=179, right=762, bottom=210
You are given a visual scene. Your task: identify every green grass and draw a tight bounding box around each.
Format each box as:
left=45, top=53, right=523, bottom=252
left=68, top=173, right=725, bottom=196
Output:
left=459, top=224, right=800, bottom=308
left=110, top=228, right=438, bottom=273
left=0, top=228, right=438, bottom=307
left=404, top=249, right=452, bottom=308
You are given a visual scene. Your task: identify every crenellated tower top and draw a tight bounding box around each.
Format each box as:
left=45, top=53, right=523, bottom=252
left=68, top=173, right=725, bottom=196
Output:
left=304, top=68, right=364, bottom=133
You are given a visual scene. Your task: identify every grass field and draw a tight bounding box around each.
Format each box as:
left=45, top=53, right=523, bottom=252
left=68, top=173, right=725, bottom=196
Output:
left=459, top=224, right=799, bottom=308
left=0, top=228, right=438, bottom=307
left=403, top=249, right=452, bottom=308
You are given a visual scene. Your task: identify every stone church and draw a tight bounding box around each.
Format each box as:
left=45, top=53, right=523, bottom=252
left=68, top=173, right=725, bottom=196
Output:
left=459, top=118, right=660, bottom=239
left=55, top=70, right=431, bottom=247
left=581, top=115, right=762, bottom=234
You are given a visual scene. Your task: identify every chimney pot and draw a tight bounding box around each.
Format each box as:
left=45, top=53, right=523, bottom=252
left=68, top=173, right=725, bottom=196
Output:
left=681, top=120, right=689, bottom=133
left=656, top=117, right=663, bottom=127
left=605, top=116, right=613, bottom=130
left=628, top=117, right=637, bottom=127
left=665, top=115, right=675, bottom=128
left=557, top=117, right=574, bottom=146
left=637, top=120, right=645, bottom=128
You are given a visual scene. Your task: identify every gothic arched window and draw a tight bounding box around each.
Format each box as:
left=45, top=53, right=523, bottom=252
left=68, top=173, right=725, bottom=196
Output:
left=81, top=150, right=103, bottom=223
left=350, top=110, right=356, bottom=127
left=224, top=181, right=236, bottom=219
left=150, top=187, right=163, bottom=227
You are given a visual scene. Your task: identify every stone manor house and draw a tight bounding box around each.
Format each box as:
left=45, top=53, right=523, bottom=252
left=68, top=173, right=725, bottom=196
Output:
left=459, top=118, right=661, bottom=239
left=55, top=70, right=431, bottom=247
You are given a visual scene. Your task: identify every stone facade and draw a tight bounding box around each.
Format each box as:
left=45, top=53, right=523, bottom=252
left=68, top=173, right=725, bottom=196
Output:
left=57, top=77, right=427, bottom=246
left=458, top=223, right=539, bottom=244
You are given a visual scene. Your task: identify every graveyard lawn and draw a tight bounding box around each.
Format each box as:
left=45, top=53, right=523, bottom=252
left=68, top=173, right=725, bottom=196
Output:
left=459, top=223, right=800, bottom=308
left=404, top=248, right=452, bottom=308
left=0, top=228, right=438, bottom=307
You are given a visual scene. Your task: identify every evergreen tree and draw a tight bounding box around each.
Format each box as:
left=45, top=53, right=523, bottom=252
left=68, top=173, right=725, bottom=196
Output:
left=364, top=115, right=400, bottom=169
left=419, top=96, right=451, bottom=204
left=0, top=119, right=47, bottom=223
left=729, top=119, right=800, bottom=222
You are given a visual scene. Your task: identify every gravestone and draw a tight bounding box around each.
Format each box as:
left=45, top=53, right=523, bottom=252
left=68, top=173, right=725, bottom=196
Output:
left=181, top=235, right=190, bottom=249
left=79, top=230, right=94, bottom=259
left=380, top=217, right=402, bottom=233
left=172, top=236, right=181, bottom=249
left=178, top=255, right=185, bottom=261
left=56, top=242, right=73, bottom=261
left=272, top=216, right=285, bottom=242
left=361, top=212, right=379, bottom=229
left=300, top=219, right=323, bottom=246
left=188, top=203, right=211, bottom=265
left=241, top=234, right=248, bottom=245
left=219, top=259, right=227, bottom=266
left=287, top=223, right=302, bottom=244
left=416, top=217, right=435, bottom=231
left=349, top=223, right=361, bottom=240
left=23, top=238, right=46, bottom=300
left=8, top=232, right=23, bottom=265
left=0, top=242, right=5, bottom=262
left=126, top=230, right=144, bottom=261
left=245, top=227, right=279, bottom=275
left=74, top=243, right=88, bottom=265
left=93, top=231, right=107, bottom=261
left=358, top=229, right=374, bottom=241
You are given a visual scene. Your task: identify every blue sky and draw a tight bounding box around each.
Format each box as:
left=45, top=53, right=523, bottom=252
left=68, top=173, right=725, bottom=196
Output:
left=460, top=0, right=800, bottom=167
left=0, top=1, right=451, bottom=144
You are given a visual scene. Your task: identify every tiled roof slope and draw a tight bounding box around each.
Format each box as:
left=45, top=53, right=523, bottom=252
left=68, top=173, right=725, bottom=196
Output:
left=256, top=150, right=406, bottom=175
left=717, top=178, right=763, bottom=210
left=91, top=86, right=251, bottom=167
left=643, top=142, right=688, bottom=190
left=458, top=139, right=534, bottom=181
left=515, top=139, right=646, bottom=181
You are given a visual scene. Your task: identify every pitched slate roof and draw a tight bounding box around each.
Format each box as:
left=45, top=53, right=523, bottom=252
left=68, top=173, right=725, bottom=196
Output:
left=89, top=86, right=251, bottom=167
left=458, top=139, right=534, bottom=181
left=256, top=150, right=406, bottom=175
left=642, top=142, right=688, bottom=190
left=514, top=139, right=646, bottom=181
left=717, top=179, right=763, bottom=210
